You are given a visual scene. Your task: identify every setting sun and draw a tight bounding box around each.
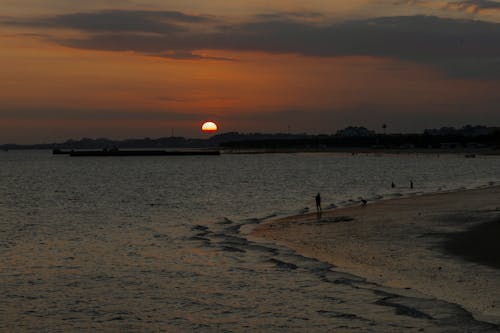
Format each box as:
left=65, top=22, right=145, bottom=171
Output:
left=201, top=121, right=218, bottom=132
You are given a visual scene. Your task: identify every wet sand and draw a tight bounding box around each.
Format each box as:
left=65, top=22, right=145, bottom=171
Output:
left=252, top=186, right=500, bottom=325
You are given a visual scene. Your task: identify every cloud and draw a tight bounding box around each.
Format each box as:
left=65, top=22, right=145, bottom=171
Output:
left=253, top=11, right=325, bottom=21
left=156, top=96, right=239, bottom=104
left=399, top=0, right=500, bottom=14
left=149, top=51, right=235, bottom=61
left=0, top=108, right=204, bottom=122
left=3, top=10, right=500, bottom=77
left=445, top=0, right=500, bottom=13
left=4, top=10, right=214, bottom=33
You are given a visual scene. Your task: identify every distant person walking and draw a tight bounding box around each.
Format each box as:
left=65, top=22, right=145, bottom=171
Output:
left=315, top=193, right=322, bottom=214
left=410, top=180, right=414, bottom=189
left=391, top=181, right=395, bottom=188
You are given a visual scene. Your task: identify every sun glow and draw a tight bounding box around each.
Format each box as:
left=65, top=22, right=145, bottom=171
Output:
left=201, top=121, right=218, bottom=132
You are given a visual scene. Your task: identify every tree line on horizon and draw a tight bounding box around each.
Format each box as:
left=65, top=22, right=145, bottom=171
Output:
left=1, top=125, right=499, bottom=150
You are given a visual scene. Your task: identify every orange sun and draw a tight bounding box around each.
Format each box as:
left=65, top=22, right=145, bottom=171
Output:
left=201, top=121, right=218, bottom=132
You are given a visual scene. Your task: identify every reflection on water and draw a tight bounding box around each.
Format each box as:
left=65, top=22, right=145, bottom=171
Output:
left=0, top=151, right=499, bottom=332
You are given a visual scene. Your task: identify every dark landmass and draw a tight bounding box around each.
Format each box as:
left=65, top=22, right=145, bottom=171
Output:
left=221, top=125, right=500, bottom=152
left=65, top=149, right=220, bottom=157
left=445, top=219, right=500, bottom=270
left=1, top=125, right=499, bottom=153
left=0, top=132, right=309, bottom=150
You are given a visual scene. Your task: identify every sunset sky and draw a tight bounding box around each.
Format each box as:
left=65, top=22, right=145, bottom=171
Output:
left=1, top=0, right=500, bottom=143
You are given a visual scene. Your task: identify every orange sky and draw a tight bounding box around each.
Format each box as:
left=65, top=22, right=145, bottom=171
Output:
left=1, top=0, right=500, bottom=143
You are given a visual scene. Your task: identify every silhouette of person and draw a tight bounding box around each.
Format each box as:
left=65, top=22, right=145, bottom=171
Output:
left=315, top=193, right=322, bottom=214
left=391, top=181, right=395, bottom=188
left=410, top=180, right=414, bottom=189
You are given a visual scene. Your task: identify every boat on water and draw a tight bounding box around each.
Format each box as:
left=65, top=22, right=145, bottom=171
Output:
left=53, top=148, right=220, bottom=157
left=52, top=149, right=71, bottom=155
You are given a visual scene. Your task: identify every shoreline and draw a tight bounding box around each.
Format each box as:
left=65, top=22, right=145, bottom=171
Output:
left=222, top=147, right=500, bottom=155
left=2, top=147, right=500, bottom=156
left=251, top=186, right=500, bottom=325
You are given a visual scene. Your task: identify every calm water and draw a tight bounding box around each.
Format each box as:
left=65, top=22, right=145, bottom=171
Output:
left=1, top=150, right=499, bottom=332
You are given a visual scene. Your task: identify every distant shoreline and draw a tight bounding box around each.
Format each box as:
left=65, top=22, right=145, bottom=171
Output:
left=222, top=147, right=500, bottom=155
left=2, top=126, right=499, bottom=153
left=2, top=147, right=500, bottom=156
left=251, top=185, right=500, bottom=325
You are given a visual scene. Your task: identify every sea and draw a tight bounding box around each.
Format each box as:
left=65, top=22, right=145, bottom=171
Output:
left=1, top=150, right=499, bottom=332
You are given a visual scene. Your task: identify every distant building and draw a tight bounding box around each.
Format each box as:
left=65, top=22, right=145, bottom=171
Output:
left=466, top=142, right=487, bottom=148
left=461, top=125, right=497, bottom=137
left=336, top=126, right=375, bottom=137
left=424, top=125, right=499, bottom=137
left=424, top=127, right=457, bottom=136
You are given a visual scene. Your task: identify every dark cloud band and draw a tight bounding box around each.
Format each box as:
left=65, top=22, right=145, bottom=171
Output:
left=3, top=10, right=213, bottom=33
left=3, top=10, right=500, bottom=78
left=446, top=0, right=500, bottom=12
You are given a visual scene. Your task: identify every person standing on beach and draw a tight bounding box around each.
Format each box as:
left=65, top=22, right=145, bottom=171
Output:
left=410, top=180, right=414, bottom=189
left=315, top=193, right=322, bottom=214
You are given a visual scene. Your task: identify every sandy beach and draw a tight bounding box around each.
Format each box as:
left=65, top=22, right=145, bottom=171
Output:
left=251, top=186, right=500, bottom=325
